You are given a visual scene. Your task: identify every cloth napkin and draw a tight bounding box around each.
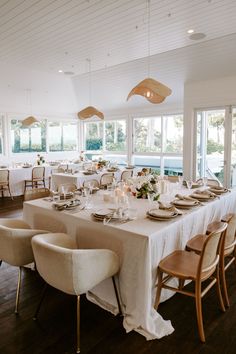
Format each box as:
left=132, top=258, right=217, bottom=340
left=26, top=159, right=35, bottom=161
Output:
left=158, top=201, right=183, bottom=215
left=175, top=194, right=198, bottom=201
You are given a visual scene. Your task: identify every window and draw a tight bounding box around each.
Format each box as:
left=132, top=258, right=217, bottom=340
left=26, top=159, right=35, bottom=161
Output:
left=48, top=122, right=77, bottom=152
left=105, top=120, right=126, bottom=151
left=133, top=117, right=161, bottom=153
left=84, top=119, right=127, bottom=153
left=133, top=115, right=183, bottom=175
left=85, top=121, right=103, bottom=151
left=11, top=119, right=46, bottom=153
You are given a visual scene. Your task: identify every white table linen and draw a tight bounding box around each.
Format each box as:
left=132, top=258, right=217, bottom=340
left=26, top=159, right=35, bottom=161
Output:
left=2, top=165, right=54, bottom=196
left=23, top=189, right=236, bottom=340
left=51, top=169, right=122, bottom=190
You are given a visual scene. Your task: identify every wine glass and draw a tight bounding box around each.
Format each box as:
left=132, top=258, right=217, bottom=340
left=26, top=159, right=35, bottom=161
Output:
left=178, top=175, right=184, bottom=186
left=186, top=180, right=193, bottom=191
left=202, top=177, right=208, bottom=187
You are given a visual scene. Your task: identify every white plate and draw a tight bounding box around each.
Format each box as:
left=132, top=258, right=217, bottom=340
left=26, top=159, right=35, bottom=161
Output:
left=209, top=187, right=228, bottom=194
left=172, top=199, right=199, bottom=208
left=148, top=209, right=178, bottom=218
left=191, top=193, right=213, bottom=200
left=94, top=208, right=113, bottom=217
left=147, top=210, right=178, bottom=221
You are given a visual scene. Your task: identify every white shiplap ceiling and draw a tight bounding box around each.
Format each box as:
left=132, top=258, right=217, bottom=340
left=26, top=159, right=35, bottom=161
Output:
left=0, top=0, right=236, bottom=76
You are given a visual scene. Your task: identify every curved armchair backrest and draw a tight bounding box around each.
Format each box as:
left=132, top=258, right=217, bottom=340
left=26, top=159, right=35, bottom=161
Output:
left=0, top=222, right=48, bottom=266
left=100, top=173, right=114, bottom=186
left=32, top=167, right=45, bottom=179
left=32, top=233, right=119, bottom=296
left=221, top=213, right=236, bottom=252
left=83, top=162, right=92, bottom=170
left=83, top=179, right=99, bottom=189
left=0, top=169, right=9, bottom=183
left=58, top=183, right=77, bottom=193
left=199, top=222, right=227, bottom=276
left=121, top=170, right=133, bottom=182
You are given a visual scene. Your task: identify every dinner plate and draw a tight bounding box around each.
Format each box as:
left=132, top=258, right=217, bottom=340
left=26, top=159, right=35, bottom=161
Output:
left=172, top=199, right=199, bottom=208
left=52, top=199, right=81, bottom=210
left=208, top=187, right=228, bottom=194
left=147, top=209, right=178, bottom=220
left=83, top=171, right=95, bottom=175
left=190, top=193, right=213, bottom=201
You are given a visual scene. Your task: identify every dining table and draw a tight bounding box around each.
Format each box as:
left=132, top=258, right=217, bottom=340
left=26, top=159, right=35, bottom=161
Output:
left=51, top=169, right=123, bottom=190
left=23, top=187, right=236, bottom=340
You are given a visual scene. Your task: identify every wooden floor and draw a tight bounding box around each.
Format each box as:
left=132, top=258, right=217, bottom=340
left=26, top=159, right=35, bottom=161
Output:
left=1, top=198, right=236, bottom=354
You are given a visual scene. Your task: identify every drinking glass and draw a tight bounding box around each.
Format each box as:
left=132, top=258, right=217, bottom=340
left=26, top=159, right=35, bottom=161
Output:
left=178, top=175, right=184, bottom=185
left=186, top=180, right=193, bottom=190
left=61, top=186, right=66, bottom=200
left=202, top=177, right=208, bottom=187
left=83, top=187, right=92, bottom=209
left=52, top=191, right=60, bottom=202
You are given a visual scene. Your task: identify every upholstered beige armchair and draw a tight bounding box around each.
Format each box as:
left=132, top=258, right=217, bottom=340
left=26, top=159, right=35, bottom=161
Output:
left=32, top=233, right=121, bottom=354
left=0, top=219, right=48, bottom=313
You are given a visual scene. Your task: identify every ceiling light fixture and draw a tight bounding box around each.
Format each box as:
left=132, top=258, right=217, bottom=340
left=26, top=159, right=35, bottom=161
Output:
left=189, top=32, right=206, bottom=40
left=58, top=69, right=63, bottom=73
left=22, top=89, right=39, bottom=126
left=77, top=59, right=104, bottom=120
left=127, top=0, right=171, bottom=104
left=187, top=29, right=194, bottom=34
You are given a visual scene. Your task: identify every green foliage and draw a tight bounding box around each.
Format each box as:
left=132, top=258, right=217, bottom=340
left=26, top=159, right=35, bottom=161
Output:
left=207, top=139, right=224, bottom=154
left=86, top=138, right=103, bottom=151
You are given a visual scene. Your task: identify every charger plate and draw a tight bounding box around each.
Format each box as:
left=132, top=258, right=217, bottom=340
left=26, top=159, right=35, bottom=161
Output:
left=147, top=209, right=178, bottom=221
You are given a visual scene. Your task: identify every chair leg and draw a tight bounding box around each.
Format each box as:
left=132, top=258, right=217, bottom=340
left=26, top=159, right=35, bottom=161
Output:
left=0, top=260, right=2, bottom=267
left=220, top=257, right=230, bottom=308
left=15, top=266, right=23, bottom=314
left=33, top=283, right=48, bottom=320
left=112, top=276, right=122, bottom=315
left=216, top=265, right=226, bottom=312
left=195, top=281, right=205, bottom=343
left=8, top=186, right=13, bottom=200
left=178, top=279, right=185, bottom=290
left=76, top=295, right=80, bottom=354
left=154, top=268, right=163, bottom=310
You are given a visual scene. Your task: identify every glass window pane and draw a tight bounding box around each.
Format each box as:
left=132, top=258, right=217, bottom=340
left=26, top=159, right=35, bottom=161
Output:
left=164, top=157, right=183, bottom=176
left=163, top=115, right=183, bottom=153
left=231, top=108, right=236, bottom=187
left=62, top=123, right=77, bottom=151
left=48, top=122, right=77, bottom=151
left=133, top=117, right=161, bottom=153
left=11, top=119, right=46, bottom=153
left=105, top=120, right=126, bottom=151
left=48, top=122, right=61, bottom=151
left=85, top=122, right=103, bottom=151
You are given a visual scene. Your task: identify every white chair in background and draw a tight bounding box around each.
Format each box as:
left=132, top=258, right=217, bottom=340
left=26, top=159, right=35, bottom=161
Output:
left=0, top=169, right=12, bottom=199
left=100, top=173, right=114, bottom=188
left=0, top=219, right=48, bottom=313
left=24, top=166, right=46, bottom=191
left=32, top=232, right=121, bottom=354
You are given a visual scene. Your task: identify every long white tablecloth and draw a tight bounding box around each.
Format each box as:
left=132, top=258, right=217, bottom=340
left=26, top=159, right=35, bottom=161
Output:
left=51, top=169, right=122, bottom=190
left=23, top=189, right=236, bottom=340
left=2, top=166, right=53, bottom=196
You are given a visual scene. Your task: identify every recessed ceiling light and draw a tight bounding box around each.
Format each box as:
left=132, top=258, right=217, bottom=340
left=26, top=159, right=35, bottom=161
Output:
left=58, top=70, right=63, bottom=73
left=189, top=32, right=206, bottom=40
left=187, top=29, right=194, bottom=34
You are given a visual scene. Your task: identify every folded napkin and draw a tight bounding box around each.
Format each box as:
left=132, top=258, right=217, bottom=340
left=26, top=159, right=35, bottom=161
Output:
left=175, top=194, right=198, bottom=201
left=158, top=201, right=183, bottom=215
left=194, top=189, right=218, bottom=198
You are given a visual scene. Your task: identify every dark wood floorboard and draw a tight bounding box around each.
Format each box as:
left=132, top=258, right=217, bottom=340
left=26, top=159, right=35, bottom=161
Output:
left=0, top=198, right=236, bottom=353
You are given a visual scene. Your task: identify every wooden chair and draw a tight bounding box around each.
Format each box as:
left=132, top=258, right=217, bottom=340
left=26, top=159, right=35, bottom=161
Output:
left=24, top=166, right=45, bottom=191
left=154, top=222, right=227, bottom=342
left=83, top=179, right=100, bottom=189
left=32, top=233, right=122, bottom=354
left=24, top=188, right=50, bottom=201
left=0, top=169, right=12, bottom=199
left=121, top=170, right=133, bottom=182
left=196, top=178, right=221, bottom=187
left=186, top=214, right=236, bottom=307
left=100, top=173, right=114, bottom=188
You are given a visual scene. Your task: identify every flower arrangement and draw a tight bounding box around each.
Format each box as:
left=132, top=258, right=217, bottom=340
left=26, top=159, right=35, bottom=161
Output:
left=128, top=174, right=159, bottom=200
left=97, top=158, right=109, bottom=169
left=36, top=154, right=45, bottom=165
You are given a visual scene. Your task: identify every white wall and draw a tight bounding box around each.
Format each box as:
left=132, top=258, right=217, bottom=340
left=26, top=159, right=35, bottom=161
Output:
left=183, top=75, right=236, bottom=179
left=0, top=61, right=79, bottom=164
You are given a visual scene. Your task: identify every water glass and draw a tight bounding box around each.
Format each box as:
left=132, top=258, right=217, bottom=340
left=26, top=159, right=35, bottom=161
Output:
left=178, top=175, right=184, bottom=185
left=202, top=177, right=208, bottom=187
left=186, top=180, right=193, bottom=190
left=52, top=191, right=60, bottom=202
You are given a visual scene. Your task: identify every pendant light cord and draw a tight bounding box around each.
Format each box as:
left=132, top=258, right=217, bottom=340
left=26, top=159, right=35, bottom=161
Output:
left=87, top=58, right=91, bottom=105
left=147, top=0, right=150, bottom=77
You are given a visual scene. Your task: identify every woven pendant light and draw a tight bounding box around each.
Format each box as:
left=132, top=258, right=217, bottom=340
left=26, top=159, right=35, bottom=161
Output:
left=77, top=59, right=104, bottom=120
left=22, top=89, right=39, bottom=126
left=127, top=0, right=171, bottom=104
